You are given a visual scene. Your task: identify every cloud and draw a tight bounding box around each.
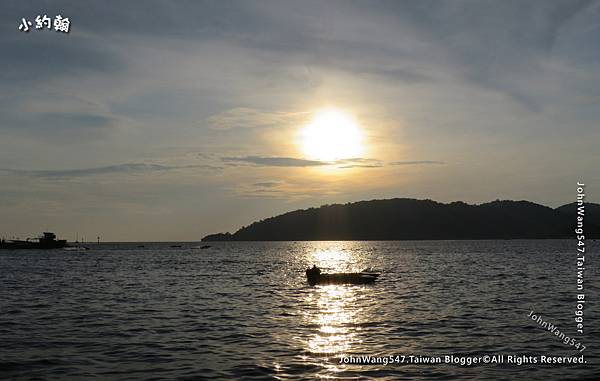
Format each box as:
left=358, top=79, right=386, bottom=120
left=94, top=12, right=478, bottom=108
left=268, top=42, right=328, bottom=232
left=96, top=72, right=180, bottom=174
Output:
left=232, top=178, right=346, bottom=200
left=223, top=156, right=387, bottom=168
left=1, top=163, right=217, bottom=179
left=355, top=66, right=432, bottom=84
left=253, top=180, right=285, bottom=188
left=0, top=28, right=122, bottom=86
left=1, top=110, right=118, bottom=137
left=0, top=90, right=126, bottom=141
left=206, top=108, right=308, bottom=130
left=222, top=156, right=444, bottom=169
left=338, top=164, right=383, bottom=169
left=393, top=0, right=593, bottom=110
left=42, top=112, right=115, bottom=129
left=390, top=160, right=445, bottom=166
left=223, top=156, right=327, bottom=167
left=333, top=158, right=384, bottom=169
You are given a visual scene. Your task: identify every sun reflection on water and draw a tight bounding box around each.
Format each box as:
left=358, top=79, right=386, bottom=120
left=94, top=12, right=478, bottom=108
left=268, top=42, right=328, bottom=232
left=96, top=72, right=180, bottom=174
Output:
left=303, top=244, right=371, bottom=374
left=310, top=245, right=369, bottom=274
left=307, top=285, right=361, bottom=356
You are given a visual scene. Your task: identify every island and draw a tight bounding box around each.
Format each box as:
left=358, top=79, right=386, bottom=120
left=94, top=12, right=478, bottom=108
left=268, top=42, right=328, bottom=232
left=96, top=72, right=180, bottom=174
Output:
left=202, top=198, right=600, bottom=241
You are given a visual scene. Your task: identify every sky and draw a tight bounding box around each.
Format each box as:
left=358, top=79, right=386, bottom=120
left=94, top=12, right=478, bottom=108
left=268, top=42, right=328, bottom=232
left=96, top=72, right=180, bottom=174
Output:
left=1, top=0, right=599, bottom=241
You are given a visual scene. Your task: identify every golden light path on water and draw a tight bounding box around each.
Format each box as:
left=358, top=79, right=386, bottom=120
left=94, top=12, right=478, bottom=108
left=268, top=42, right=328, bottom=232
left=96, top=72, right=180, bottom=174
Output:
left=303, top=246, right=368, bottom=375
left=307, top=286, right=360, bottom=363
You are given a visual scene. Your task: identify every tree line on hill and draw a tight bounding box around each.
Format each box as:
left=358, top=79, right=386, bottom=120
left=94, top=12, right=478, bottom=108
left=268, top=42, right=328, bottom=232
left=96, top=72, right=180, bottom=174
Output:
left=202, top=198, right=600, bottom=241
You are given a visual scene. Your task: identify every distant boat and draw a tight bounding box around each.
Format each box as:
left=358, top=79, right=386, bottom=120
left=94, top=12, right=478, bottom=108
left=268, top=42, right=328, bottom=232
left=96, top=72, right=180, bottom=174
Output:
left=0, top=232, right=68, bottom=250
left=170, top=245, right=182, bottom=248
left=305, top=266, right=381, bottom=285
left=63, top=245, right=89, bottom=251
left=192, top=245, right=211, bottom=250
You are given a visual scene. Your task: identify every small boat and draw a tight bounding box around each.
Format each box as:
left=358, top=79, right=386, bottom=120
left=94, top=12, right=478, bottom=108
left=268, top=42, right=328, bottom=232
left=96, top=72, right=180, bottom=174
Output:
left=305, top=266, right=380, bottom=286
left=200, top=245, right=211, bottom=249
left=170, top=245, right=182, bottom=248
left=63, top=245, right=89, bottom=251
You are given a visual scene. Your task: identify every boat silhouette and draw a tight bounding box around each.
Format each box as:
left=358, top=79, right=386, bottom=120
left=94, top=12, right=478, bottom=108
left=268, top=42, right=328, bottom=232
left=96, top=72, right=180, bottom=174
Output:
left=305, top=265, right=381, bottom=285
left=0, top=232, right=68, bottom=250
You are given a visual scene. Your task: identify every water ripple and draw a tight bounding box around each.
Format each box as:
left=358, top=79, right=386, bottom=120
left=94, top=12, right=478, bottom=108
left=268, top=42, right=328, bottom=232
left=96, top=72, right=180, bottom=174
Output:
left=0, top=240, right=598, bottom=380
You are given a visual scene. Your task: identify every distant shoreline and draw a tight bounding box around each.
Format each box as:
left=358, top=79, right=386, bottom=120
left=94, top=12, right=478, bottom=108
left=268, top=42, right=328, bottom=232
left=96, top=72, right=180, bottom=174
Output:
left=5, top=238, right=595, bottom=245
left=202, top=198, right=600, bottom=242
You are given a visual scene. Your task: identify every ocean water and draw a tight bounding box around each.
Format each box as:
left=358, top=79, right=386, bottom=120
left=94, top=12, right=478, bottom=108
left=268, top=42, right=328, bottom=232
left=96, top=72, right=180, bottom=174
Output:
left=1, top=240, right=598, bottom=380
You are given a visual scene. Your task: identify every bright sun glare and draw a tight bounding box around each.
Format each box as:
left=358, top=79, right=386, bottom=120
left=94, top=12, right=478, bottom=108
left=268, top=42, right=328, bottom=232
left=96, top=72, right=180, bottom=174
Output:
left=300, top=109, right=363, bottom=162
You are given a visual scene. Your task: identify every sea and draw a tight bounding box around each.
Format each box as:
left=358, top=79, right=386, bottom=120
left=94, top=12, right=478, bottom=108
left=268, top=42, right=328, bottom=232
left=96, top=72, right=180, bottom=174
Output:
left=1, top=240, right=598, bottom=380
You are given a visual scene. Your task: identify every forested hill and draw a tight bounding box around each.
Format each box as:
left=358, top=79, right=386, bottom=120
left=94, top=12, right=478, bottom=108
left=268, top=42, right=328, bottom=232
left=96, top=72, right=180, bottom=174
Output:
left=202, top=198, right=600, bottom=241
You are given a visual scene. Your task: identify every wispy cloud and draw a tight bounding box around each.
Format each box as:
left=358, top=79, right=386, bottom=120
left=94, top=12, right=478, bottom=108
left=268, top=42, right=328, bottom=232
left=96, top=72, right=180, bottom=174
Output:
left=253, top=180, right=285, bottom=188
left=223, top=156, right=445, bottom=168
left=0, top=95, right=123, bottom=139
left=206, top=108, right=309, bottom=130
left=334, top=158, right=384, bottom=168
left=1, top=163, right=217, bottom=179
left=232, top=178, right=344, bottom=200
left=338, top=164, right=384, bottom=169
left=223, top=156, right=327, bottom=167
left=222, top=156, right=387, bottom=168
left=390, top=160, right=445, bottom=166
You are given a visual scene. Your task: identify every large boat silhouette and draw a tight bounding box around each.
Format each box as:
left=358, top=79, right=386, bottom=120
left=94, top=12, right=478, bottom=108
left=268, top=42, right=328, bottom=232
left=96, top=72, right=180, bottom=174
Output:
left=0, top=232, right=68, bottom=249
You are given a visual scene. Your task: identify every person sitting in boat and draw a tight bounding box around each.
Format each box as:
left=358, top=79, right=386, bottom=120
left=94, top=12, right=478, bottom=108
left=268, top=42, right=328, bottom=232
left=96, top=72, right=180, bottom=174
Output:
left=306, top=264, right=320, bottom=276
left=306, top=265, right=321, bottom=283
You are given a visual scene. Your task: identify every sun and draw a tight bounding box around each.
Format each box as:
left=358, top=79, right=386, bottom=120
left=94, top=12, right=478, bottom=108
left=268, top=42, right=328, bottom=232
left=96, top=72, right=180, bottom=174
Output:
left=300, top=108, right=363, bottom=161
